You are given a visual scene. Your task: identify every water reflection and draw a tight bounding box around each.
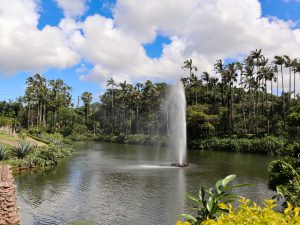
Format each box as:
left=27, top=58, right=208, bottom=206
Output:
left=15, top=142, right=275, bottom=225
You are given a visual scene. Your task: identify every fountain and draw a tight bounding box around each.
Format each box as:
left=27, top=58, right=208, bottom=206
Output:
left=168, top=81, right=188, bottom=167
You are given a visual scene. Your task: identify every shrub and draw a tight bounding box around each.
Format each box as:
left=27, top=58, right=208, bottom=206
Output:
left=191, top=136, right=285, bottom=155
left=12, top=141, right=34, bottom=159
left=201, top=199, right=300, bottom=225
left=0, top=144, right=8, bottom=160
left=269, top=160, right=300, bottom=207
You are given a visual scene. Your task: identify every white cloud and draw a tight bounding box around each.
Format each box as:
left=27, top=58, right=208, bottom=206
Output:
left=0, top=0, right=80, bottom=75
left=1, top=0, right=300, bottom=95
left=76, top=0, right=300, bottom=91
left=55, top=0, right=88, bottom=18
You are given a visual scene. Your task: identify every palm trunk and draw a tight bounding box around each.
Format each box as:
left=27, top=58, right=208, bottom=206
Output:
left=281, top=65, right=286, bottom=129
left=276, top=71, right=279, bottom=97
left=289, top=67, right=291, bottom=100
left=294, top=71, right=296, bottom=99
left=27, top=103, right=31, bottom=129
left=231, top=83, right=234, bottom=134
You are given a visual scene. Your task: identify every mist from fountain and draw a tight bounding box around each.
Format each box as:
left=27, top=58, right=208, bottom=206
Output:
left=168, top=81, right=187, bottom=166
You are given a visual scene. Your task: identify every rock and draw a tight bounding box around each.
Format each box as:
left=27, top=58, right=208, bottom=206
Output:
left=0, top=165, right=20, bottom=224
left=171, top=162, right=189, bottom=167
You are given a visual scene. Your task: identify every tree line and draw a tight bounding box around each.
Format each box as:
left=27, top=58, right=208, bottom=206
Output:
left=0, top=49, right=300, bottom=141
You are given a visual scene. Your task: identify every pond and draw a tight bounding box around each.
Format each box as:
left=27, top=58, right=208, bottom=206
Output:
left=15, top=142, right=275, bottom=225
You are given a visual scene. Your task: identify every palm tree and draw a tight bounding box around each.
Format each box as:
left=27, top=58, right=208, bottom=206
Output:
left=283, top=55, right=292, bottom=100
left=81, top=92, right=92, bottom=121
left=223, top=63, right=237, bottom=134
left=292, top=58, right=299, bottom=99
left=182, top=59, right=198, bottom=79
left=273, top=56, right=286, bottom=128
left=214, top=59, right=226, bottom=106
left=107, top=78, right=117, bottom=133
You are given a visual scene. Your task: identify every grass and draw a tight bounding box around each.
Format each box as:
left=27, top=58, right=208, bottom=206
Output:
left=0, top=132, right=73, bottom=171
left=0, top=132, right=47, bottom=147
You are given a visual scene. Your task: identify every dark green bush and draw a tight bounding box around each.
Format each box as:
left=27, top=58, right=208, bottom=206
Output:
left=191, top=136, right=285, bottom=155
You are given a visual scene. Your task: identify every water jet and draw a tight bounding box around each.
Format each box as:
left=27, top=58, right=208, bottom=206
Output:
left=167, top=81, right=188, bottom=167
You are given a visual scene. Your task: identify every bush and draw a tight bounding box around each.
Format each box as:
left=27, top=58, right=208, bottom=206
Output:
left=177, top=199, right=300, bottom=225
left=125, top=134, right=149, bottom=144
left=0, top=144, right=8, bottom=160
left=190, top=136, right=285, bottom=155
left=201, top=199, right=300, bottom=225
left=268, top=160, right=300, bottom=207
left=12, top=141, right=34, bottom=159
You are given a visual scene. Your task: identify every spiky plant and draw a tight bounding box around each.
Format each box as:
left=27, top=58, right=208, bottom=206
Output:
left=0, top=144, right=8, bottom=160
left=12, top=141, right=34, bottom=159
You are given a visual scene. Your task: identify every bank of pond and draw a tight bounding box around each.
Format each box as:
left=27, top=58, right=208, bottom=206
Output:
left=69, top=133, right=297, bottom=156
left=0, top=132, right=73, bottom=171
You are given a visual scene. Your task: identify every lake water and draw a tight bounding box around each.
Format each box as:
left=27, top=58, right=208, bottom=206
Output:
left=14, top=142, right=275, bottom=225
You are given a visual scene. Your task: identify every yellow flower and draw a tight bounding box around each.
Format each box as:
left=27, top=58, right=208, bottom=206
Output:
left=175, top=220, right=190, bottom=225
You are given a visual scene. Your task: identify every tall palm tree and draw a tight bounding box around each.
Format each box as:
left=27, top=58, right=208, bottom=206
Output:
left=292, top=58, right=299, bottom=99
left=273, top=55, right=286, bottom=128
left=214, top=59, right=226, bottom=106
left=283, top=55, right=293, bottom=100
left=81, top=92, right=93, bottom=121
left=201, top=72, right=210, bottom=91
left=182, top=59, right=198, bottom=80
left=224, top=63, right=237, bottom=134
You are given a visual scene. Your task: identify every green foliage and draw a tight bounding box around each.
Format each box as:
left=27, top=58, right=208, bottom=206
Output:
left=201, top=199, right=300, bottom=225
left=0, top=116, right=13, bottom=127
left=28, top=126, right=47, bottom=135
left=0, top=144, right=8, bottom=160
left=12, top=141, right=34, bottom=159
left=38, top=132, right=64, bottom=145
left=269, top=160, right=300, bottom=207
left=27, top=134, right=51, bottom=145
left=187, top=105, right=218, bottom=140
left=191, top=136, right=285, bottom=154
left=287, top=111, right=300, bottom=127
left=180, top=175, right=249, bottom=224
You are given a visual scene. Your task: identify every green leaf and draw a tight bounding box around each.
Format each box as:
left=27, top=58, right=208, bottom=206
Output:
left=187, top=193, right=201, bottom=204
left=206, top=196, right=215, bottom=212
left=199, top=186, right=205, bottom=201
left=222, top=174, right=236, bottom=187
left=224, top=183, right=252, bottom=190
left=215, top=179, right=223, bottom=193
left=179, top=214, right=197, bottom=222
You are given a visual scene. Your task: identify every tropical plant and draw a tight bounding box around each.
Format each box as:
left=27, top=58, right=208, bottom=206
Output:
left=179, top=174, right=249, bottom=224
left=12, top=141, right=34, bottom=159
left=0, top=144, right=8, bottom=160
left=269, top=160, right=300, bottom=207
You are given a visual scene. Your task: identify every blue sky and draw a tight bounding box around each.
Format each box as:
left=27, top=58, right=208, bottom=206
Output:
left=1, top=0, right=300, bottom=103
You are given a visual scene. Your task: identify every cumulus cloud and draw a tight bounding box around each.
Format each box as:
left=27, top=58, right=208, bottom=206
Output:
left=77, top=0, right=300, bottom=91
left=0, top=0, right=80, bottom=75
left=55, top=0, right=88, bottom=18
left=1, top=0, right=300, bottom=94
